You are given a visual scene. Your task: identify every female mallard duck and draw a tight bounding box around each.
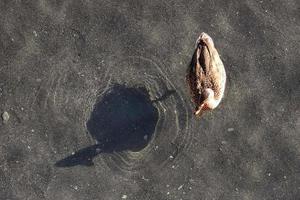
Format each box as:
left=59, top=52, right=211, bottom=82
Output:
left=186, top=32, right=226, bottom=117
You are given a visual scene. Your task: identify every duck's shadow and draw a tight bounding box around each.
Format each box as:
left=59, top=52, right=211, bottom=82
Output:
left=55, top=85, right=175, bottom=167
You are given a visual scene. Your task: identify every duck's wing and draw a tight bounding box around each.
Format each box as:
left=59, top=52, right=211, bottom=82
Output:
left=198, top=34, right=226, bottom=98
left=195, top=40, right=213, bottom=78
left=186, top=48, right=205, bottom=105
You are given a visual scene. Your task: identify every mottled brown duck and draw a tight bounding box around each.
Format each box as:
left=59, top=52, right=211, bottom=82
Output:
left=186, top=32, right=226, bottom=117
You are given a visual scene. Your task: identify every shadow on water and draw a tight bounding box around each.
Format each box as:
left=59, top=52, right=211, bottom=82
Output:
left=55, top=85, right=175, bottom=167
left=151, top=90, right=176, bottom=103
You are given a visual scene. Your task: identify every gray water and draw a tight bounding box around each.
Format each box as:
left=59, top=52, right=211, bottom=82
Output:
left=0, top=1, right=299, bottom=200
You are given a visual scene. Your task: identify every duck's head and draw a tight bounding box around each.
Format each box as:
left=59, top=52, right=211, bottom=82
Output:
left=194, top=88, right=220, bottom=117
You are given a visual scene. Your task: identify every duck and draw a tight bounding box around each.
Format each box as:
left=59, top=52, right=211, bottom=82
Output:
left=186, top=32, right=226, bottom=117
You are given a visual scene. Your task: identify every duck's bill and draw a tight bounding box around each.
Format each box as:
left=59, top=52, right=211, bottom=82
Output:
left=194, top=104, right=205, bottom=117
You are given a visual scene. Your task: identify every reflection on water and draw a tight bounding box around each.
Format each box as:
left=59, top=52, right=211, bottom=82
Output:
left=55, top=84, right=158, bottom=167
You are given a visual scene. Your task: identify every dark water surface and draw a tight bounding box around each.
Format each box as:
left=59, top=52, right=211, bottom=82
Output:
left=55, top=85, right=159, bottom=167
